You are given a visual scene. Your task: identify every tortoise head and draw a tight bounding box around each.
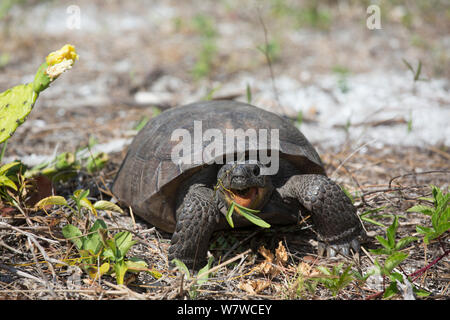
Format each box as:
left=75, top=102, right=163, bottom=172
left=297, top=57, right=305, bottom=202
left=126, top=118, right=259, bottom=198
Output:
left=216, top=161, right=273, bottom=210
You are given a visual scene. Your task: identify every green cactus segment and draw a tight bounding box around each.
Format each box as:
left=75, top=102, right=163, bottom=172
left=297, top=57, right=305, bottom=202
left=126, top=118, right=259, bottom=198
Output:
left=0, top=83, right=38, bottom=144
left=32, top=62, right=52, bottom=94
left=0, top=44, right=78, bottom=145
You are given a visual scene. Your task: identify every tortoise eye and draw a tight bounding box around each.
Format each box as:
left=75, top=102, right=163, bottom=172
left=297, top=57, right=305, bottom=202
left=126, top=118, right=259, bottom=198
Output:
left=253, top=165, right=260, bottom=176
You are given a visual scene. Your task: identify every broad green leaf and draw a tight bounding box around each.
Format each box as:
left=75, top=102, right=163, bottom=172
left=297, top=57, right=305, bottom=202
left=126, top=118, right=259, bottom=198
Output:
left=360, top=216, right=386, bottom=228
left=62, top=224, right=83, bottom=249
left=74, top=189, right=97, bottom=216
left=369, top=247, right=391, bottom=255
left=383, top=281, right=398, bottom=299
left=384, top=252, right=408, bottom=274
left=0, top=175, right=17, bottom=191
left=416, top=225, right=433, bottom=235
left=102, top=238, right=117, bottom=260
left=83, top=235, right=103, bottom=255
left=89, top=219, right=108, bottom=233
left=413, top=287, right=430, bottom=297
left=360, top=206, right=387, bottom=227
left=114, top=231, right=136, bottom=259
left=125, top=258, right=148, bottom=272
left=389, top=271, right=403, bottom=283
left=197, top=256, right=214, bottom=285
left=233, top=202, right=261, bottom=213
left=0, top=161, right=21, bottom=175
left=316, top=265, right=332, bottom=276
left=83, top=220, right=107, bottom=254
left=93, top=200, right=124, bottom=214
left=226, top=202, right=235, bottom=228
left=436, top=222, right=450, bottom=235
left=86, top=152, right=108, bottom=173
left=172, top=258, right=190, bottom=279
left=114, top=260, right=128, bottom=285
left=386, top=216, right=399, bottom=248
left=235, top=205, right=271, bottom=228
left=87, top=262, right=110, bottom=280
left=375, top=235, right=392, bottom=250
left=395, top=236, right=418, bottom=250
left=406, top=205, right=433, bottom=216
left=34, top=195, right=68, bottom=208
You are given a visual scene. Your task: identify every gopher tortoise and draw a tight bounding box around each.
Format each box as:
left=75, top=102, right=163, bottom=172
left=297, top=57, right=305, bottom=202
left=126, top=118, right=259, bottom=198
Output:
left=112, top=100, right=365, bottom=269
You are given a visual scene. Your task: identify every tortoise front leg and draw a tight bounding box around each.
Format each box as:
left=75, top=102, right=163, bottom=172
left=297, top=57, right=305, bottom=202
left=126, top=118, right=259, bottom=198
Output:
left=168, top=185, right=220, bottom=270
left=279, top=174, right=365, bottom=256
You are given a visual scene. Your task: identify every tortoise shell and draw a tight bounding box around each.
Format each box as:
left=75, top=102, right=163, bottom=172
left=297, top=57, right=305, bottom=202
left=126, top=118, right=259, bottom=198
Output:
left=112, top=100, right=325, bottom=232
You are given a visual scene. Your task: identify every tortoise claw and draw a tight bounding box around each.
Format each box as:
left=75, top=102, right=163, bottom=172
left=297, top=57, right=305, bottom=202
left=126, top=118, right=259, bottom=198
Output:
left=318, top=238, right=361, bottom=258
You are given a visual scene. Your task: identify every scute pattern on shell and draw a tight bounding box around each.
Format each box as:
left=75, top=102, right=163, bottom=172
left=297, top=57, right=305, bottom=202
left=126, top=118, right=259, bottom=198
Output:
left=112, top=100, right=325, bottom=232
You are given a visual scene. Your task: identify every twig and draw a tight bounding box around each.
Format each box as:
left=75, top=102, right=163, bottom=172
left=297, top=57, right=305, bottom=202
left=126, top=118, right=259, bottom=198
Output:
left=0, top=221, right=59, bottom=244
left=256, top=7, right=285, bottom=114
left=102, top=280, right=147, bottom=299
left=388, top=170, right=450, bottom=188
left=221, top=230, right=260, bottom=261
left=0, top=263, right=47, bottom=285
left=409, top=249, right=450, bottom=282
left=195, top=249, right=252, bottom=281
left=330, top=139, right=378, bottom=178
left=27, top=237, right=56, bottom=296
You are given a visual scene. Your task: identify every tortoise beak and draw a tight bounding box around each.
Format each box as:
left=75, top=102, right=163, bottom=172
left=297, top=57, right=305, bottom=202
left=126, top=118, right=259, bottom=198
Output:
left=225, top=187, right=268, bottom=210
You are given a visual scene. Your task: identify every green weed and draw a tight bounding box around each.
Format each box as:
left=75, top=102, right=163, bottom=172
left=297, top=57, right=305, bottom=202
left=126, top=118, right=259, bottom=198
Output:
left=191, top=15, right=218, bottom=80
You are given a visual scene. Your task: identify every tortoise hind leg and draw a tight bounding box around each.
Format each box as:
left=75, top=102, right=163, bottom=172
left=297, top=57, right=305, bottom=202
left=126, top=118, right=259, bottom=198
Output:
left=279, top=174, right=365, bottom=256
left=168, top=185, right=220, bottom=270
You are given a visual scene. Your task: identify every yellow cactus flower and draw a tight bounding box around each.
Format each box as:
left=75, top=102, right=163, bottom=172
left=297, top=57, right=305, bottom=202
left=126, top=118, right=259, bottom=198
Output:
left=46, top=44, right=79, bottom=66
left=45, top=44, right=78, bottom=80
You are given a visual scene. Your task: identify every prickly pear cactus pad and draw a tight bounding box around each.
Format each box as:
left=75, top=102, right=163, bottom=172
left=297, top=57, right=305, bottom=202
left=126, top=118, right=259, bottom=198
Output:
left=0, top=44, right=78, bottom=144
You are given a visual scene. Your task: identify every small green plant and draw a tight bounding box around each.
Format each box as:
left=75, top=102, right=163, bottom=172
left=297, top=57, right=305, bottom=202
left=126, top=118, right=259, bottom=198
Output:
left=25, top=143, right=109, bottom=183
left=407, top=110, right=413, bottom=133
left=0, top=160, right=27, bottom=207
left=0, top=161, right=21, bottom=192
left=257, top=39, right=281, bottom=64
left=35, top=188, right=123, bottom=218
left=246, top=83, right=252, bottom=104
left=402, top=58, right=426, bottom=82
left=370, top=216, right=418, bottom=256
left=62, top=219, right=150, bottom=284
left=296, top=110, right=303, bottom=127
left=314, top=263, right=354, bottom=297
left=369, top=216, right=431, bottom=299
left=171, top=257, right=214, bottom=298
left=332, top=65, right=350, bottom=94
left=408, top=185, right=449, bottom=244
left=360, top=206, right=389, bottom=228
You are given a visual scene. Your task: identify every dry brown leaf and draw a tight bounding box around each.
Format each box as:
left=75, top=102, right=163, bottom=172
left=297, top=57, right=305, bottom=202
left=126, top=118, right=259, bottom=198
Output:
left=238, top=279, right=271, bottom=295
left=297, top=262, right=321, bottom=278
left=275, top=241, right=288, bottom=266
left=256, top=245, right=284, bottom=277
left=258, top=245, right=273, bottom=262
